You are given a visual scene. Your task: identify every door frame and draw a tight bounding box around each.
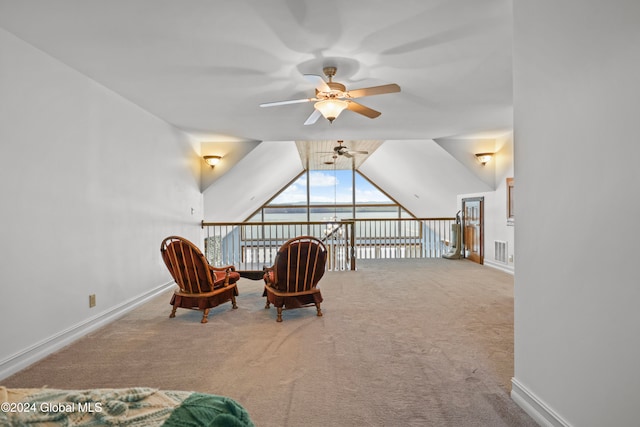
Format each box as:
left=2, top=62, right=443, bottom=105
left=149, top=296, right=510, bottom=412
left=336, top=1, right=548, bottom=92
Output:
left=462, top=196, right=484, bottom=264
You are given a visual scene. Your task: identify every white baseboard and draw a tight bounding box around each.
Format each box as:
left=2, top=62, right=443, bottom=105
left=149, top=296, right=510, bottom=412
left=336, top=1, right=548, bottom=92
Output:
left=511, top=378, right=571, bottom=427
left=484, top=259, right=514, bottom=275
left=0, top=281, right=175, bottom=381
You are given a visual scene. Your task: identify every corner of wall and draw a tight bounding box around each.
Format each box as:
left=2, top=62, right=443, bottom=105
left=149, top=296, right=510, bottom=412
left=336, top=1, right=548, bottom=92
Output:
left=511, top=378, right=571, bottom=427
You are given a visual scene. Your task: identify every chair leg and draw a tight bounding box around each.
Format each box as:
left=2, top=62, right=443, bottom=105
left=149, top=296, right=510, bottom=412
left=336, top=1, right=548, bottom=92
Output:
left=231, top=294, right=238, bottom=309
left=276, top=307, right=283, bottom=322
left=201, top=308, right=210, bottom=324
left=170, top=306, right=177, bottom=318
left=315, top=303, right=323, bottom=317
left=265, top=300, right=270, bottom=309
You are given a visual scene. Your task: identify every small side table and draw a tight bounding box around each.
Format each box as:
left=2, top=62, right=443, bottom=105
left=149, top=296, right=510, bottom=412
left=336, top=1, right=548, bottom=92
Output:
left=238, top=270, right=265, bottom=281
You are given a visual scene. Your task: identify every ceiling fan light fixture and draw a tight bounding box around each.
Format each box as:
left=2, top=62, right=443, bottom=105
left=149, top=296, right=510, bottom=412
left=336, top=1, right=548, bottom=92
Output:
left=314, top=99, right=348, bottom=123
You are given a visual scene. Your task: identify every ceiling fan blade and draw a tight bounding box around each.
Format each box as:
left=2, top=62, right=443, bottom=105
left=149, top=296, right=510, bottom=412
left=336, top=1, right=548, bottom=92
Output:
left=347, top=101, right=382, bottom=119
left=347, top=83, right=401, bottom=98
left=304, top=109, right=322, bottom=125
left=342, top=152, right=354, bottom=158
left=303, top=74, right=331, bottom=92
left=260, top=98, right=314, bottom=107
left=348, top=150, right=369, bottom=155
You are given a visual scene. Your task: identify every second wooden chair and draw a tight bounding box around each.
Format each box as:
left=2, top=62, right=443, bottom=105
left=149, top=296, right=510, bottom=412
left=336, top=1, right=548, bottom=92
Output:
left=263, top=236, right=327, bottom=322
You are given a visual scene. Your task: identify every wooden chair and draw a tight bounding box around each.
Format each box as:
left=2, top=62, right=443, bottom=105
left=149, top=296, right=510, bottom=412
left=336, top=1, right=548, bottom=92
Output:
left=160, top=236, right=240, bottom=323
left=263, top=236, right=327, bottom=322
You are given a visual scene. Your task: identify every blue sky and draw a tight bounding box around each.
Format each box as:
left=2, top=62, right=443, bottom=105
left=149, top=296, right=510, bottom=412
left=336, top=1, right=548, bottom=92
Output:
left=272, top=170, right=392, bottom=204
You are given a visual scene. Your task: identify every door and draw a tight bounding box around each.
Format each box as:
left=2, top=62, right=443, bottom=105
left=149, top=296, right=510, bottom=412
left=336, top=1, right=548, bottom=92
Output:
left=462, top=197, right=484, bottom=264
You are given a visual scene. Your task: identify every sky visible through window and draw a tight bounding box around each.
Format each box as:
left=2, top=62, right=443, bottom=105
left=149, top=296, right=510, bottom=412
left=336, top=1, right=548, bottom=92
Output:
left=271, top=170, right=392, bottom=205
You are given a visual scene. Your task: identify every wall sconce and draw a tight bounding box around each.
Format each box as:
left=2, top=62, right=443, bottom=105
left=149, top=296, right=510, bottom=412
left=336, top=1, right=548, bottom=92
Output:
left=203, top=155, right=222, bottom=168
left=475, top=152, right=494, bottom=166
left=314, top=99, right=349, bottom=123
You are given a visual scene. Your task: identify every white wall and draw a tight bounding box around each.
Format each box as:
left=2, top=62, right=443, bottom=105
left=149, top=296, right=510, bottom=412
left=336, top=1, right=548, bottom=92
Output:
left=0, top=28, right=203, bottom=378
left=512, top=1, right=640, bottom=426
left=436, top=136, right=502, bottom=190
left=458, top=133, right=515, bottom=273
left=203, top=141, right=303, bottom=221
left=360, top=139, right=493, bottom=217
left=200, top=140, right=261, bottom=192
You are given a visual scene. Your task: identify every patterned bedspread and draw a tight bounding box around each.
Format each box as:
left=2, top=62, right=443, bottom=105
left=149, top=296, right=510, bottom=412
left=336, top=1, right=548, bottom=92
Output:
left=0, top=387, right=254, bottom=426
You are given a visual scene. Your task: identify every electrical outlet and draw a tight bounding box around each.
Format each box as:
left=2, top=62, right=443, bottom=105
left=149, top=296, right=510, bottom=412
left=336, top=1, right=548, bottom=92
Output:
left=89, top=294, right=96, bottom=308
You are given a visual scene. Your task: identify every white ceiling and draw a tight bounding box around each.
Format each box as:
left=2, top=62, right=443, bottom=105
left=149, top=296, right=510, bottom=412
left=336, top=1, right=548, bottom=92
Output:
left=0, top=0, right=513, bottom=143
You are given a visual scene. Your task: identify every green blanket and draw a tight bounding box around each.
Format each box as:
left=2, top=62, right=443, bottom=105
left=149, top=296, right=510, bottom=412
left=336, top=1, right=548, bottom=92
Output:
left=163, top=393, right=253, bottom=427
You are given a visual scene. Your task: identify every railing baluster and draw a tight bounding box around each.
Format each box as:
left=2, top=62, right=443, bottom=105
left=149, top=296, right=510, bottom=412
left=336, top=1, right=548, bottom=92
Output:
left=201, top=217, right=455, bottom=271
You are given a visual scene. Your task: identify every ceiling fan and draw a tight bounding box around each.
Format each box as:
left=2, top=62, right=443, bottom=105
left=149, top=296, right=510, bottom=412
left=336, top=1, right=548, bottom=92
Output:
left=260, top=66, right=401, bottom=125
left=321, top=141, right=368, bottom=164
left=331, top=140, right=368, bottom=158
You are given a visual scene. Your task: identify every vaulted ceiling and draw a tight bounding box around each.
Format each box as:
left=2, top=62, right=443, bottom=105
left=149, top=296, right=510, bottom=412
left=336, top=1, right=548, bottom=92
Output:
left=0, top=0, right=513, bottom=220
left=0, top=0, right=512, bottom=143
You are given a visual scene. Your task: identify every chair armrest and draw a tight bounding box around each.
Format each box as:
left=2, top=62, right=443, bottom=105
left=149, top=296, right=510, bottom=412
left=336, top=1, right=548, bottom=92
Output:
left=263, top=267, right=275, bottom=285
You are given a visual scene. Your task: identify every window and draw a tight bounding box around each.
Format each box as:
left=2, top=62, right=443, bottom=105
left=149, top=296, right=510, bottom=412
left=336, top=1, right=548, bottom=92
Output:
left=246, top=169, right=414, bottom=222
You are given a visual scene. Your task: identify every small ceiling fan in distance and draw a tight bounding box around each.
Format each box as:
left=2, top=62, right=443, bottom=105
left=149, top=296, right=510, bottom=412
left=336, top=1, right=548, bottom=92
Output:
left=321, top=140, right=369, bottom=164
left=331, top=140, right=368, bottom=158
left=260, top=66, right=401, bottom=125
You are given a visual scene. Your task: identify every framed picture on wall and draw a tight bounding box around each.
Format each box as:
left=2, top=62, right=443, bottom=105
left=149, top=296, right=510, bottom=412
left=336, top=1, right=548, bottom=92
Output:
left=507, top=177, right=514, bottom=225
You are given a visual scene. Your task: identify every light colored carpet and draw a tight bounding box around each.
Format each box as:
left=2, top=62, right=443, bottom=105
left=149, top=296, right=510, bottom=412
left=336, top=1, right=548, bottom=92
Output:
left=3, top=259, right=536, bottom=426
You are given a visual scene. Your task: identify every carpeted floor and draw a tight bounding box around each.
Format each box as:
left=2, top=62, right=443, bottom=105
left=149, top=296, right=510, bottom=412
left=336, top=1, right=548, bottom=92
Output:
left=2, top=259, right=536, bottom=426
